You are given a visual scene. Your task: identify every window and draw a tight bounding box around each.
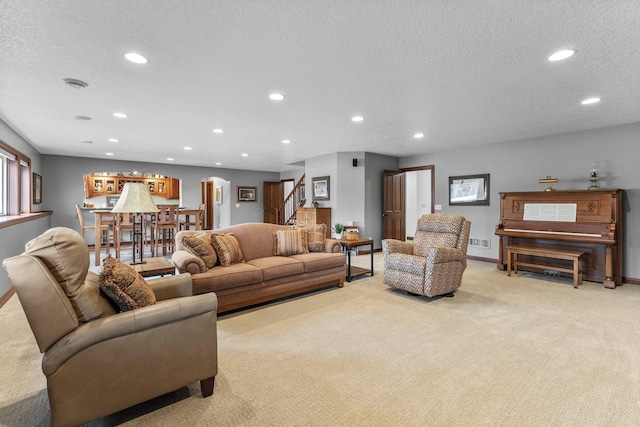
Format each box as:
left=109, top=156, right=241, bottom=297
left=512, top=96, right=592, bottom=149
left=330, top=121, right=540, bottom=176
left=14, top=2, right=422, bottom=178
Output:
left=0, top=140, right=31, bottom=216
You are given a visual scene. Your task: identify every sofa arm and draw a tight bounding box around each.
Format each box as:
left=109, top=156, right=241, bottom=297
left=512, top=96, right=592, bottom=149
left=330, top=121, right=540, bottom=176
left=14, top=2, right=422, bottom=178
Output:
left=172, top=250, right=207, bottom=274
left=148, top=273, right=193, bottom=300
left=324, top=238, right=342, bottom=253
left=42, top=292, right=218, bottom=375
left=382, top=239, right=413, bottom=256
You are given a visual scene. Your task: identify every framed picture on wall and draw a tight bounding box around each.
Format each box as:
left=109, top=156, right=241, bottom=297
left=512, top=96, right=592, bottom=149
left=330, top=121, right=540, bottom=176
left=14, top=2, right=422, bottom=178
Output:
left=32, top=173, right=42, bottom=204
left=312, top=176, right=330, bottom=201
left=449, top=174, right=489, bottom=206
left=215, top=186, right=223, bottom=204
left=237, top=186, right=257, bottom=202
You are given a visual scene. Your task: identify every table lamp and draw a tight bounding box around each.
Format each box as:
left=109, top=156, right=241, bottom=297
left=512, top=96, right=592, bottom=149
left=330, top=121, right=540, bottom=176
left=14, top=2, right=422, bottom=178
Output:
left=111, top=182, right=158, bottom=264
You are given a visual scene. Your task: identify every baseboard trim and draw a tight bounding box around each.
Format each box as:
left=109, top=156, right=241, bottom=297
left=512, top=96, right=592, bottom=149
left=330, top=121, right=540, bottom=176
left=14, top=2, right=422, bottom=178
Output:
left=623, top=277, right=640, bottom=285
left=467, top=255, right=498, bottom=264
left=0, top=288, right=15, bottom=309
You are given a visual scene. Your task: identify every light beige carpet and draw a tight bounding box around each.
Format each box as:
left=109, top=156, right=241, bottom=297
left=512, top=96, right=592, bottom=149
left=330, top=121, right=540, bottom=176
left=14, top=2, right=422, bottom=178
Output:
left=1, top=254, right=640, bottom=426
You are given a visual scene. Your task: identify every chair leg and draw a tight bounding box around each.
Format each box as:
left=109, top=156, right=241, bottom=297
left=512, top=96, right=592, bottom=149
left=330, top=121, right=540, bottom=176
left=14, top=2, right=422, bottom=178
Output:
left=200, top=376, right=215, bottom=397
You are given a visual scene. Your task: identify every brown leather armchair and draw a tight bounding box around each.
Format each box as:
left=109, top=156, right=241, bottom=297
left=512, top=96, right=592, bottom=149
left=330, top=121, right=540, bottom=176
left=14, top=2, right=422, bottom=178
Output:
left=382, top=213, right=471, bottom=297
left=2, top=227, right=218, bottom=427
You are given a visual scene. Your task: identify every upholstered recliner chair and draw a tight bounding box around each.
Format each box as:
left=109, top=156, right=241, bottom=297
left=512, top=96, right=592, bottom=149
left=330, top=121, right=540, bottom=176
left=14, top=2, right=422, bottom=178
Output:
left=2, top=227, right=218, bottom=427
left=382, top=213, right=471, bottom=297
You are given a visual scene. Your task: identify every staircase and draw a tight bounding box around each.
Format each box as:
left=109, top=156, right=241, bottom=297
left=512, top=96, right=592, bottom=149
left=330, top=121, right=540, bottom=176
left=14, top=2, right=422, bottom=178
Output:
left=276, top=174, right=305, bottom=225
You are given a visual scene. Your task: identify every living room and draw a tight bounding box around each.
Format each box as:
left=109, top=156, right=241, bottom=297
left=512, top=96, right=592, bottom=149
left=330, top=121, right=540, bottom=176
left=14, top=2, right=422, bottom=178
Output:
left=1, top=1, right=640, bottom=425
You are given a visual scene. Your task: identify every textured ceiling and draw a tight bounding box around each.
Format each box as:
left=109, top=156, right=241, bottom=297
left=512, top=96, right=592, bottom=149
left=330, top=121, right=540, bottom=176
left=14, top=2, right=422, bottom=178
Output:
left=1, top=1, right=639, bottom=172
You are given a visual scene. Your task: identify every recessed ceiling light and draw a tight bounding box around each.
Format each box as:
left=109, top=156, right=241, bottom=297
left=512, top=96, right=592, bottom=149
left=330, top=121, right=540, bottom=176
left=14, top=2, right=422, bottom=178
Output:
left=74, top=115, right=91, bottom=121
left=184, top=146, right=192, bottom=151
left=269, top=93, right=285, bottom=101
left=548, top=49, right=576, bottom=61
left=105, top=152, right=114, bottom=156
left=108, top=138, right=119, bottom=143
left=414, top=133, right=424, bottom=139
left=213, top=128, right=224, bottom=134
left=352, top=116, right=364, bottom=122
left=215, top=162, right=222, bottom=166
left=124, top=52, right=148, bottom=64
left=241, top=153, right=249, bottom=157
left=167, top=157, right=174, bottom=161
left=581, top=97, right=601, bottom=105
left=113, top=112, right=128, bottom=118
left=80, top=140, right=93, bottom=144
left=63, top=78, right=88, bottom=89
left=282, top=139, right=291, bottom=144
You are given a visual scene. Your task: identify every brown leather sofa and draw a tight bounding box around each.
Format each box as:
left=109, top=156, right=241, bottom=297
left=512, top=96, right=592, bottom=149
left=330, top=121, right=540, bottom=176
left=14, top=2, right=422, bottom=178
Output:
left=3, top=227, right=218, bottom=427
left=172, top=223, right=346, bottom=312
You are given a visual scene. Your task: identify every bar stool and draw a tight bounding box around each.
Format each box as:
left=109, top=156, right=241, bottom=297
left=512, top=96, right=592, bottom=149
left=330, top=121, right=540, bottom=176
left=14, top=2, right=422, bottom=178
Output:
left=75, top=204, right=113, bottom=263
left=151, top=204, right=179, bottom=256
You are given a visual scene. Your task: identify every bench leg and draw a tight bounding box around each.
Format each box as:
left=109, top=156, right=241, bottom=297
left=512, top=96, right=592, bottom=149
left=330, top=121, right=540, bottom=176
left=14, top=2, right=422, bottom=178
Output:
left=573, top=257, right=579, bottom=288
left=507, top=249, right=512, bottom=276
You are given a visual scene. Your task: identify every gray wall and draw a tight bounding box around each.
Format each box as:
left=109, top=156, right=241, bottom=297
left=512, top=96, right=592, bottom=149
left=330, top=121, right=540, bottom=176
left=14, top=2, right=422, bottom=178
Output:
left=0, top=119, right=49, bottom=295
left=42, top=155, right=280, bottom=234
left=3, top=119, right=640, bottom=296
left=400, top=121, right=640, bottom=280
left=302, top=151, right=397, bottom=248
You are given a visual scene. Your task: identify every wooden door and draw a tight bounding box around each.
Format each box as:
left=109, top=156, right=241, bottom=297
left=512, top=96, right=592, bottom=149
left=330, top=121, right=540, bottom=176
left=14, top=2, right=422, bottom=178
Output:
left=382, top=170, right=405, bottom=240
left=205, top=181, right=214, bottom=230
left=263, top=181, right=282, bottom=224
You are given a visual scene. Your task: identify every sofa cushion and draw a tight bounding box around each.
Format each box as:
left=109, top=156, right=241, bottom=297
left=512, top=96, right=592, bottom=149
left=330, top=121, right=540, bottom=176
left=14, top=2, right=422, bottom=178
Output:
left=289, top=252, right=346, bottom=274
left=211, top=233, right=245, bottom=267
left=299, top=224, right=327, bottom=252
left=99, top=256, right=157, bottom=311
left=182, top=233, right=218, bottom=269
left=191, top=263, right=263, bottom=294
left=247, top=256, right=305, bottom=281
left=23, top=227, right=115, bottom=323
left=273, top=228, right=308, bottom=256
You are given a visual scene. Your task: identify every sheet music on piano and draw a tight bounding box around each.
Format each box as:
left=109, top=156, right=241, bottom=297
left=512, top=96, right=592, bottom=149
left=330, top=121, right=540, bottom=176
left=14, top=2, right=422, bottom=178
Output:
left=523, top=203, right=577, bottom=222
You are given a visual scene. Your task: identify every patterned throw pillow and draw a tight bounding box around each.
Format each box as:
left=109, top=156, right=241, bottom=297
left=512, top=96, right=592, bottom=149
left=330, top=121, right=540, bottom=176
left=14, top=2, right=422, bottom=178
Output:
left=182, top=233, right=218, bottom=269
left=273, top=229, right=309, bottom=256
left=210, top=233, right=245, bottom=267
left=99, top=256, right=157, bottom=311
left=304, top=223, right=326, bottom=252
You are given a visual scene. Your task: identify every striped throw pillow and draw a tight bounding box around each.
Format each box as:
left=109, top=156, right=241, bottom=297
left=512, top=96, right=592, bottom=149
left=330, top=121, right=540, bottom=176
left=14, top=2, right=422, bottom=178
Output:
left=210, top=233, right=245, bottom=267
left=273, top=229, right=309, bottom=256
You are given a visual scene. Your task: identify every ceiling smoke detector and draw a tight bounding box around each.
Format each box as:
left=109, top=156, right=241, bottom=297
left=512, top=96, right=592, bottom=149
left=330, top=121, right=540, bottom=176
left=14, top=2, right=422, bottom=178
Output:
left=63, top=78, right=89, bottom=89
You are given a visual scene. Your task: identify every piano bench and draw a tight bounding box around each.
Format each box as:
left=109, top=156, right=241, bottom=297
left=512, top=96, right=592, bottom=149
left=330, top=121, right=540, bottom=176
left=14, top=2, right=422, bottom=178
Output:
left=506, top=246, right=584, bottom=288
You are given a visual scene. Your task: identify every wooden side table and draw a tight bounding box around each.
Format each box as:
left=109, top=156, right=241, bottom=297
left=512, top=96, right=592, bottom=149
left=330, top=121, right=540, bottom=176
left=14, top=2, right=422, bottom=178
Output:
left=339, top=238, right=374, bottom=282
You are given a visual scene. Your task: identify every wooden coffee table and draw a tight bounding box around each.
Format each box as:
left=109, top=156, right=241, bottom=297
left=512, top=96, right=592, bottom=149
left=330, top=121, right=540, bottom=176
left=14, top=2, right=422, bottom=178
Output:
left=133, top=257, right=176, bottom=277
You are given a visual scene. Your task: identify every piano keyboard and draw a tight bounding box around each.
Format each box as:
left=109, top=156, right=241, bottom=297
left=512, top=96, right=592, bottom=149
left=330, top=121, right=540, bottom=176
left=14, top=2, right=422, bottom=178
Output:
left=503, top=228, right=601, bottom=238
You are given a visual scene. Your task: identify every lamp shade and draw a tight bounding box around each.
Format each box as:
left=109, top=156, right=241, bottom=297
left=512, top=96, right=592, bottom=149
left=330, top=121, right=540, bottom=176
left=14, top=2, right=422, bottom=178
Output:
left=111, top=182, right=158, bottom=213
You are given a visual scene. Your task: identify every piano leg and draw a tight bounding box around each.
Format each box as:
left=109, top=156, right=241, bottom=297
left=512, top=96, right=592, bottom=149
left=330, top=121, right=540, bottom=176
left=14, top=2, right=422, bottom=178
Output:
left=497, top=237, right=506, bottom=271
left=604, top=245, right=615, bottom=289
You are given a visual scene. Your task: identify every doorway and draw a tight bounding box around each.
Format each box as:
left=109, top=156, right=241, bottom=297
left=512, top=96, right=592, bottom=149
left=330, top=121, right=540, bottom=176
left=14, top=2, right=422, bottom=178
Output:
left=202, top=177, right=231, bottom=230
left=382, top=165, right=434, bottom=241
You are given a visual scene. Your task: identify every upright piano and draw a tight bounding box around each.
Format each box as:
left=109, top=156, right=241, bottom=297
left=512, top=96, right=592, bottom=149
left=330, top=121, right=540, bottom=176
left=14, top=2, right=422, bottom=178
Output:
left=495, top=189, right=623, bottom=288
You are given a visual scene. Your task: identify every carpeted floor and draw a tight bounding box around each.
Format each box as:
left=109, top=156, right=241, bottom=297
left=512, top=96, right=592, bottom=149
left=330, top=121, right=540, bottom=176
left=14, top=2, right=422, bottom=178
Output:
left=2, top=253, right=640, bottom=426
